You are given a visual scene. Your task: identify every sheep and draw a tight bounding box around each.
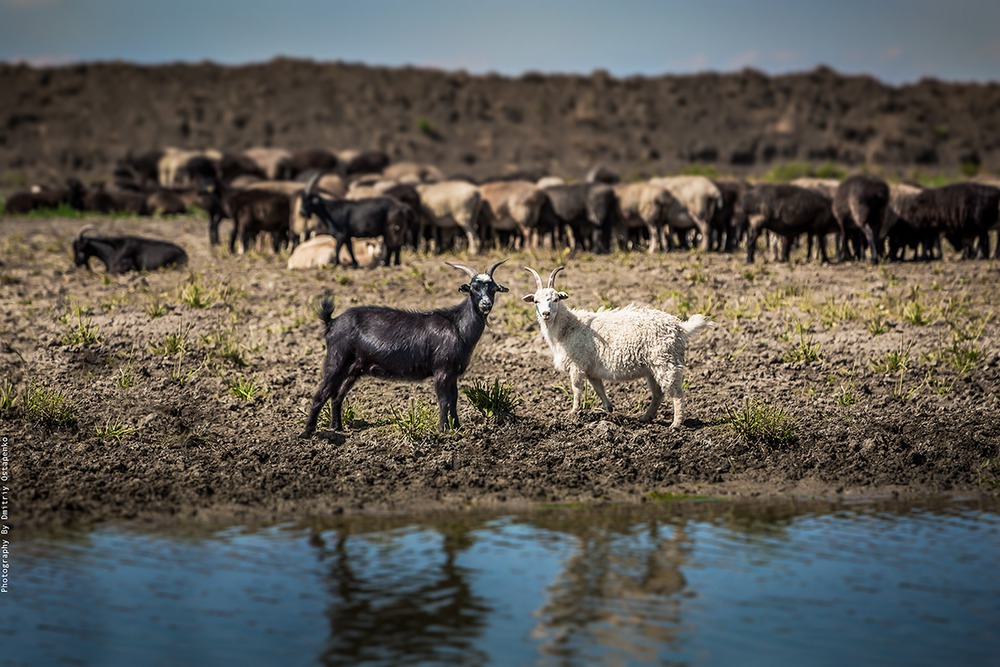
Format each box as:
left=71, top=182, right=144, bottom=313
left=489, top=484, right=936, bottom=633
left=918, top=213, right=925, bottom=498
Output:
left=739, top=184, right=838, bottom=263
left=300, top=259, right=510, bottom=437
left=286, top=235, right=385, bottom=270
left=709, top=179, right=747, bottom=252
left=613, top=181, right=688, bottom=252
left=157, top=148, right=221, bottom=188
left=522, top=266, right=715, bottom=427
left=906, top=182, right=1000, bottom=258
left=72, top=226, right=188, bottom=274
left=415, top=180, right=483, bottom=254
left=477, top=180, right=550, bottom=250
left=541, top=183, right=618, bottom=252
left=884, top=183, right=934, bottom=260
left=382, top=161, right=444, bottom=184
left=276, top=148, right=339, bottom=180
left=224, top=188, right=292, bottom=253
left=299, top=174, right=412, bottom=266
left=649, top=176, right=723, bottom=250
left=342, top=149, right=391, bottom=177
left=832, top=174, right=890, bottom=263
left=243, top=147, right=292, bottom=180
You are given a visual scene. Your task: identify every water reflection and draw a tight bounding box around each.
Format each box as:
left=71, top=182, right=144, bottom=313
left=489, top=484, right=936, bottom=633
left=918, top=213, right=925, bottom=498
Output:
left=310, top=522, right=491, bottom=665
left=8, top=498, right=1000, bottom=666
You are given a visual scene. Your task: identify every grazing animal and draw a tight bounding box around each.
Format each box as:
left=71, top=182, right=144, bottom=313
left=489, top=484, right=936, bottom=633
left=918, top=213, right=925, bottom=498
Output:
left=739, top=184, right=838, bottom=263
left=415, top=180, right=483, bottom=254
left=286, top=235, right=384, bottom=270
left=612, top=181, right=680, bottom=252
left=833, top=175, right=891, bottom=263
left=72, top=226, right=187, bottom=274
left=300, top=259, right=510, bottom=437
left=541, top=183, right=618, bottom=252
left=299, top=174, right=411, bottom=266
left=477, top=180, right=550, bottom=249
left=523, top=266, right=715, bottom=427
left=649, top=176, right=723, bottom=250
left=906, top=183, right=1000, bottom=258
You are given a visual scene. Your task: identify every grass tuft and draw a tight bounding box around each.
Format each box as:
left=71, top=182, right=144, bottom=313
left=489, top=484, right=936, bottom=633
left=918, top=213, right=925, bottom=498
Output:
left=391, top=399, right=441, bottom=442
left=462, top=378, right=522, bottom=424
left=724, top=398, right=797, bottom=451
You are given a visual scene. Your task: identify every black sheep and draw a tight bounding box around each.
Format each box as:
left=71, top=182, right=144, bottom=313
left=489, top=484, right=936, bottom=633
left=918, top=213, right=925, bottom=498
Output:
left=739, top=184, right=838, bottom=263
left=833, top=174, right=890, bottom=263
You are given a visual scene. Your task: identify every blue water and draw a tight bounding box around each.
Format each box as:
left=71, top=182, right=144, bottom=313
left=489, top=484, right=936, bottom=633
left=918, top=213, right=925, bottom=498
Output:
left=4, top=499, right=1000, bottom=666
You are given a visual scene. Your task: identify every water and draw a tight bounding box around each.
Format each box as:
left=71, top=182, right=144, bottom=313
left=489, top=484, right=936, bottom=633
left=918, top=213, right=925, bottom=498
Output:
left=4, top=498, right=1000, bottom=666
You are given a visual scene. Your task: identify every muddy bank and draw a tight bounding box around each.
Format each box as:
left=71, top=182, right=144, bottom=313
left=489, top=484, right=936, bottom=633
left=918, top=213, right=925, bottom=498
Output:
left=1, top=214, right=998, bottom=528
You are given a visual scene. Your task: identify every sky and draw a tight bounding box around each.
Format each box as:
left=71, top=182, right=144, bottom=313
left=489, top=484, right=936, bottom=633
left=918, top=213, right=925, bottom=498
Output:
left=1, top=0, right=999, bottom=86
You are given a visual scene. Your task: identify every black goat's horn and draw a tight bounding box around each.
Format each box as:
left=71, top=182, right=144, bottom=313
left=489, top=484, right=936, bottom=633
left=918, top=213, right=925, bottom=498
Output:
left=304, top=172, right=321, bottom=195
left=485, top=258, right=508, bottom=278
left=548, top=266, right=564, bottom=288
left=446, top=262, right=478, bottom=279
left=77, top=225, right=98, bottom=240
left=524, top=267, right=543, bottom=290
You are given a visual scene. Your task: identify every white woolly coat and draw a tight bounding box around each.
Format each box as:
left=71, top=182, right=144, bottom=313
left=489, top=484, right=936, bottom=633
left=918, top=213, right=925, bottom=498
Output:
left=539, top=303, right=697, bottom=382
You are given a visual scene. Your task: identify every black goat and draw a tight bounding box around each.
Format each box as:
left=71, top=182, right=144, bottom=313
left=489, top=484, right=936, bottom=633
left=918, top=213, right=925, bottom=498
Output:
left=300, top=259, right=509, bottom=437
left=72, top=226, right=188, bottom=274
left=299, top=174, right=412, bottom=267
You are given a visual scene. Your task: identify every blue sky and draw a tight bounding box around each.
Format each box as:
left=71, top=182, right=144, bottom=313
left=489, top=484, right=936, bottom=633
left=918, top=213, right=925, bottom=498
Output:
left=2, top=0, right=998, bottom=85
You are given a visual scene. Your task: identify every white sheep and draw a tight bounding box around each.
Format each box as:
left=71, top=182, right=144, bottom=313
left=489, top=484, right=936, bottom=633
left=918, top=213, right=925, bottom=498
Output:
left=415, top=180, right=483, bottom=254
left=286, top=234, right=384, bottom=269
left=523, top=266, right=715, bottom=427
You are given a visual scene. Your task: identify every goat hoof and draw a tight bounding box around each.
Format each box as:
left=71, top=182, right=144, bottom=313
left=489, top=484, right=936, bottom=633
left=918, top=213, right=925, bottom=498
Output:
left=298, top=430, right=314, bottom=439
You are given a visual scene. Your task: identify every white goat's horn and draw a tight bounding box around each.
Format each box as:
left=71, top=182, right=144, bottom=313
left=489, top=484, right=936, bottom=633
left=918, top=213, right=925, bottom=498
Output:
left=548, top=266, right=564, bottom=289
left=524, top=267, right=543, bottom=290
left=445, top=261, right=478, bottom=279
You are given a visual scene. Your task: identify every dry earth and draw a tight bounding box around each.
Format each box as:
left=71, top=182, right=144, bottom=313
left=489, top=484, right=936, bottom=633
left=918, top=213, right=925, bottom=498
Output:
left=1, top=214, right=999, bottom=528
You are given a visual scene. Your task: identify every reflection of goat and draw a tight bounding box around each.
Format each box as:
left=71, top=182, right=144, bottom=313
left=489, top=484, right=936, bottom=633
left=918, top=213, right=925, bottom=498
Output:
left=523, top=266, right=714, bottom=427
left=72, top=226, right=187, bottom=274
left=300, top=260, right=509, bottom=437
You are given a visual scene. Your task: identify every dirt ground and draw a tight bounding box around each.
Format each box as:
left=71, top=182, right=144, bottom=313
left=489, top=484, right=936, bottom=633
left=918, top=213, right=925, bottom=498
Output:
left=2, top=214, right=999, bottom=528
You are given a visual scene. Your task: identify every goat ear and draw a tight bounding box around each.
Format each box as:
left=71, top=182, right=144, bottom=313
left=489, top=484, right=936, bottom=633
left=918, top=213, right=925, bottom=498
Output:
left=522, top=294, right=536, bottom=303
left=495, top=283, right=509, bottom=293
left=459, top=283, right=471, bottom=293
left=557, top=291, right=570, bottom=300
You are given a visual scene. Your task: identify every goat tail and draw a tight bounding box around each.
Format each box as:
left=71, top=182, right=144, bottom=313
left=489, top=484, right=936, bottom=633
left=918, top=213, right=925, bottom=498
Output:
left=318, top=295, right=336, bottom=329
left=680, top=313, right=717, bottom=337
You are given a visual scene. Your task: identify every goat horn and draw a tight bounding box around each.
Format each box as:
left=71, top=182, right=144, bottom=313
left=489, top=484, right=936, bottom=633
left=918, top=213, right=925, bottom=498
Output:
left=485, top=258, right=508, bottom=278
left=445, top=262, right=478, bottom=280
left=77, top=225, right=98, bottom=240
left=548, top=266, right=564, bottom=288
left=304, top=172, right=321, bottom=195
left=524, top=267, right=543, bottom=290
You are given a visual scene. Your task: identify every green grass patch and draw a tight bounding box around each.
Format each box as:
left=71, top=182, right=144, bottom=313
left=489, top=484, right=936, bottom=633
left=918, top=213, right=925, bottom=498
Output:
left=391, top=399, right=441, bottom=442
left=95, top=418, right=136, bottom=442
left=61, top=315, right=102, bottom=346
left=227, top=375, right=267, bottom=402
left=724, top=398, right=797, bottom=450
left=16, top=381, right=77, bottom=428
left=462, top=378, right=522, bottom=424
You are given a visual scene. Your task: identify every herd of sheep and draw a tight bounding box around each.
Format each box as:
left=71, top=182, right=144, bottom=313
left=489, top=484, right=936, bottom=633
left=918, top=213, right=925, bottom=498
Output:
left=5, top=145, right=1000, bottom=274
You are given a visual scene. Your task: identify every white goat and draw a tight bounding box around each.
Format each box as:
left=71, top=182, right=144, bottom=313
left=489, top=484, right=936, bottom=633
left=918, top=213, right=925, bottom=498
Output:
left=523, top=266, right=715, bottom=427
